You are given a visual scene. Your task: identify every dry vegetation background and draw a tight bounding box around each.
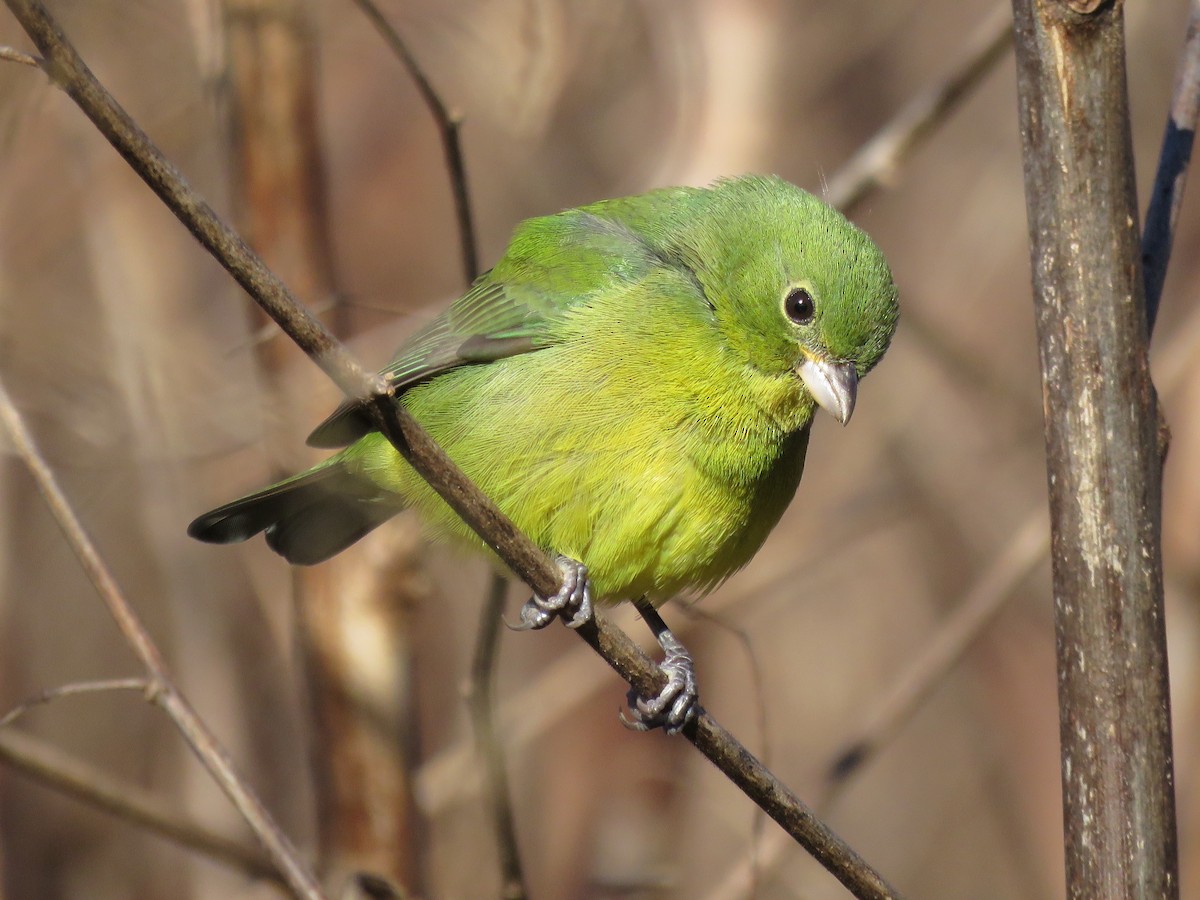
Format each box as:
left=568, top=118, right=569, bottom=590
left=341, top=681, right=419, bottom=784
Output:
left=0, top=0, right=1197, bottom=898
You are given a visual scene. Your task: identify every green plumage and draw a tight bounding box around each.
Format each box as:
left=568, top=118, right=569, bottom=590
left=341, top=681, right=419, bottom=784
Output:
left=189, top=175, right=898, bottom=603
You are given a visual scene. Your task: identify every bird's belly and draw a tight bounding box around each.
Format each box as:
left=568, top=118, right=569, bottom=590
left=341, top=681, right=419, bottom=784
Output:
left=507, top=429, right=809, bottom=603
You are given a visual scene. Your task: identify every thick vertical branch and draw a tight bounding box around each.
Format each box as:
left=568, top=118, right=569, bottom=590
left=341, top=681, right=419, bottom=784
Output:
left=1010, top=2, right=1178, bottom=898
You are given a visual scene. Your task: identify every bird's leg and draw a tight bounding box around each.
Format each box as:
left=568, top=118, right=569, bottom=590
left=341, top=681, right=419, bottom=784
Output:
left=508, top=556, right=593, bottom=631
left=621, top=599, right=700, bottom=734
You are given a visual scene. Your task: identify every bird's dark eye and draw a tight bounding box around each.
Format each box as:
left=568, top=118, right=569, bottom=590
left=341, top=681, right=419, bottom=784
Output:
left=784, top=288, right=816, bottom=324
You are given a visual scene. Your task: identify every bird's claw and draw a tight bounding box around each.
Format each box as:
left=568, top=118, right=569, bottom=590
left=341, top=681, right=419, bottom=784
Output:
left=620, top=630, right=699, bottom=734
left=506, top=602, right=555, bottom=632
left=506, top=556, right=593, bottom=632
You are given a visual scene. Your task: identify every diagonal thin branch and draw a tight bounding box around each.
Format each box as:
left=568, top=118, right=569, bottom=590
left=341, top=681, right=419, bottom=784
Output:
left=821, top=511, right=1047, bottom=793
left=0, top=729, right=279, bottom=884
left=826, top=2, right=1013, bottom=213
left=0, top=378, right=324, bottom=900
left=4, top=1, right=901, bottom=895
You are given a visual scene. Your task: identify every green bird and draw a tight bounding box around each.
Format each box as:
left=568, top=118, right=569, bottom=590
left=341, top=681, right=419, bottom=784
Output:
left=189, top=175, right=898, bottom=731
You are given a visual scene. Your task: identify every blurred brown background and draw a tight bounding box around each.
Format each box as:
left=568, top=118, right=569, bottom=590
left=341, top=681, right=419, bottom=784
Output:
left=0, top=0, right=1197, bottom=897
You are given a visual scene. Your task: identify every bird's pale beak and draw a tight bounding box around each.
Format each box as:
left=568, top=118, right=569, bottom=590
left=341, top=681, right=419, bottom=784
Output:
left=797, top=356, right=858, bottom=425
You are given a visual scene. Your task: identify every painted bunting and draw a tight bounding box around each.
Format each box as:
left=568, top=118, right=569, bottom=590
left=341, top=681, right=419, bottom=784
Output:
left=189, top=175, right=899, bottom=731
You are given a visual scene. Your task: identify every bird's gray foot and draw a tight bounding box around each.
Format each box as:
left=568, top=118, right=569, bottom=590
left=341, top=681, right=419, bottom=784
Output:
left=508, top=556, right=593, bottom=631
left=622, top=618, right=700, bottom=734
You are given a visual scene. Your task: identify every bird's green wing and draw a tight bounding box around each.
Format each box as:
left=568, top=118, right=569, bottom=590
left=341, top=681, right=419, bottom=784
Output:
left=307, top=208, right=669, bottom=448
left=380, top=278, right=545, bottom=387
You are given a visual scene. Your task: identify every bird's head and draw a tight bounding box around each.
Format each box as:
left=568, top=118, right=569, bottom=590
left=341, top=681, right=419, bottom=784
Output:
left=686, top=176, right=899, bottom=426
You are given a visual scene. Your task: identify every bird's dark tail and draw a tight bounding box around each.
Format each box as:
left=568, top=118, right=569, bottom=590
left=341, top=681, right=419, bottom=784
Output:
left=187, top=461, right=400, bottom=566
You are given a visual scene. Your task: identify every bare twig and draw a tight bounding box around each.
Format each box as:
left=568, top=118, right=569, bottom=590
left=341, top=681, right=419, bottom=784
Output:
left=0, top=678, right=150, bottom=729
left=826, top=2, right=1012, bottom=213
left=1143, top=0, right=1200, bottom=332
left=4, top=1, right=901, bottom=895
left=1011, top=2, right=1177, bottom=896
left=0, top=729, right=278, bottom=884
left=465, top=575, right=528, bottom=900
left=0, top=378, right=324, bottom=900
left=0, top=43, right=40, bottom=66
left=350, top=0, right=479, bottom=282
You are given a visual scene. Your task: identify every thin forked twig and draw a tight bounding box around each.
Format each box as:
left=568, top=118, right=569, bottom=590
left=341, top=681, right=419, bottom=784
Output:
left=3, top=1, right=900, bottom=896
left=0, top=678, right=150, bottom=729
left=350, top=0, right=479, bottom=283
left=0, top=379, right=325, bottom=900
left=0, top=729, right=279, bottom=884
